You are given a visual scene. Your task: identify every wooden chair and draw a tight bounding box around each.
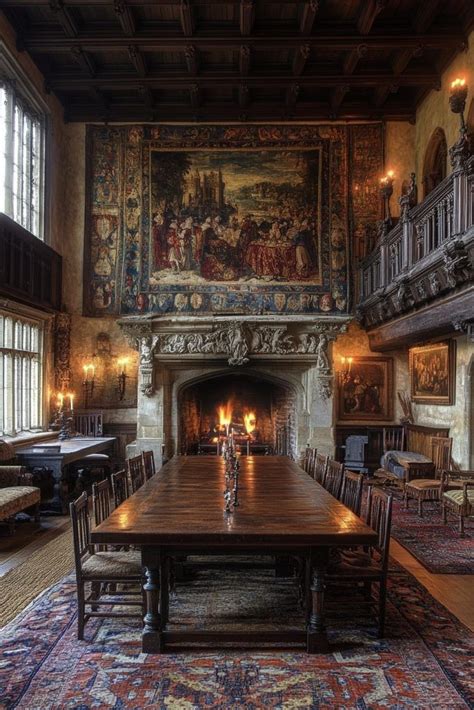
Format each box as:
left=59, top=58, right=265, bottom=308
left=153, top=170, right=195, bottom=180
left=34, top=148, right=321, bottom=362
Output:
left=313, top=453, right=328, bottom=485
left=92, top=478, right=112, bottom=527
left=441, top=470, right=474, bottom=536
left=328, top=487, right=393, bottom=637
left=142, top=450, right=156, bottom=481
left=404, top=436, right=453, bottom=516
left=71, top=411, right=111, bottom=490
left=323, top=459, right=344, bottom=500
left=383, top=426, right=405, bottom=452
left=111, top=469, right=129, bottom=508
left=302, top=447, right=317, bottom=477
left=70, top=492, right=143, bottom=640
left=127, top=455, right=145, bottom=494
left=340, top=470, right=364, bottom=516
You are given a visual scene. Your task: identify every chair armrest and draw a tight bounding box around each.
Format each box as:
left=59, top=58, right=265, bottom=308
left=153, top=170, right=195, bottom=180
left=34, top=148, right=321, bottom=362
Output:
left=0, top=465, right=28, bottom=488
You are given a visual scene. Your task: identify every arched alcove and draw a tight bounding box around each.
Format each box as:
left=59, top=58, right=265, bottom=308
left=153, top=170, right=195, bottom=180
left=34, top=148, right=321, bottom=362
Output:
left=422, top=128, right=448, bottom=198
left=177, top=370, right=298, bottom=457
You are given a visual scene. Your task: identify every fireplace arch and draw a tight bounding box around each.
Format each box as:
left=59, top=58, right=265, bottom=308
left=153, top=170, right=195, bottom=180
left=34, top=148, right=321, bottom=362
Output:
left=175, top=368, right=300, bottom=457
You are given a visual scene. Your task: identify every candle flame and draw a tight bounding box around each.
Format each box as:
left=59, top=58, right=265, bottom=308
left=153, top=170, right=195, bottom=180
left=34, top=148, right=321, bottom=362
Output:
left=451, top=77, right=466, bottom=89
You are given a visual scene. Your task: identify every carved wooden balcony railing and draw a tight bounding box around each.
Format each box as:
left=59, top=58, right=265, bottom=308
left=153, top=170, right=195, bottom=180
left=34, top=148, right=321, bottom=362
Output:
left=358, top=148, right=474, bottom=330
left=0, top=213, right=62, bottom=312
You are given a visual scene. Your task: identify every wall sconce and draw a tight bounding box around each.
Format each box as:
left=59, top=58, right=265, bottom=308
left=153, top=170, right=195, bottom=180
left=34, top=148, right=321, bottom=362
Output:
left=82, top=363, right=95, bottom=408
left=449, top=77, right=468, bottom=132
left=338, top=356, right=353, bottom=386
left=380, top=170, right=395, bottom=225
left=116, top=358, right=129, bottom=401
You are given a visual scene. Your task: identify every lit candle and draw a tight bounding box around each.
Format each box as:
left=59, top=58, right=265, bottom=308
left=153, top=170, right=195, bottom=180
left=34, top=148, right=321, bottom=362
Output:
left=68, top=393, right=74, bottom=412
left=57, top=393, right=64, bottom=411
left=347, top=356, right=353, bottom=372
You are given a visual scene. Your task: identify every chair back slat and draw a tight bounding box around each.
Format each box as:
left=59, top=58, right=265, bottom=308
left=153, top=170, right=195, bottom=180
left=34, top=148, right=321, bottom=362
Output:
left=70, top=492, right=92, bottom=571
left=314, top=453, right=328, bottom=484
left=127, top=454, right=145, bottom=493
left=111, top=469, right=129, bottom=508
left=142, top=450, right=156, bottom=481
left=323, top=459, right=344, bottom=499
left=365, top=486, right=393, bottom=571
left=74, top=411, right=104, bottom=437
left=340, top=469, right=364, bottom=515
left=431, top=436, right=452, bottom=475
left=383, top=426, right=405, bottom=452
left=92, top=478, right=112, bottom=526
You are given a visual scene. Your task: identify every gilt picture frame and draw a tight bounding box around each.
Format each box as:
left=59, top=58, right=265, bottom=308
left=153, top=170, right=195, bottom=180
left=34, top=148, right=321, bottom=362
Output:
left=337, top=356, right=393, bottom=422
left=409, top=341, right=455, bottom=405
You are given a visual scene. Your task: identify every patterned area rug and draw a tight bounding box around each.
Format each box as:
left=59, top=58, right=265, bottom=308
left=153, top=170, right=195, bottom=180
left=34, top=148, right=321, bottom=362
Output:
left=1, top=561, right=473, bottom=708
left=390, top=495, right=474, bottom=575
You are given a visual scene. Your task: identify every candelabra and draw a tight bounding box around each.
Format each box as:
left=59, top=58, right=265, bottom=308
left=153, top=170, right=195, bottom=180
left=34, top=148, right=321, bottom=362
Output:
left=223, top=435, right=241, bottom=513
left=338, top=356, right=353, bottom=387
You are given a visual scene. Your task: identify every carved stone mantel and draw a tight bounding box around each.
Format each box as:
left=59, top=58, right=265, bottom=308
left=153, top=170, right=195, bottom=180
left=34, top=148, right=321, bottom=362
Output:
left=119, top=314, right=351, bottom=399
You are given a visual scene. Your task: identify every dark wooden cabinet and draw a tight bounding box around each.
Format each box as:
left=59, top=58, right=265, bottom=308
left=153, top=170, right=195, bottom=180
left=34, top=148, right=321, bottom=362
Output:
left=335, top=425, right=402, bottom=474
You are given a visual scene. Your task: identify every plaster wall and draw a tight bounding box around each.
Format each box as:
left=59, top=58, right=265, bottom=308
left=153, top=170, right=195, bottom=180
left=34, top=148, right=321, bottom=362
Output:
left=384, top=121, right=416, bottom=217
left=415, top=30, right=474, bottom=184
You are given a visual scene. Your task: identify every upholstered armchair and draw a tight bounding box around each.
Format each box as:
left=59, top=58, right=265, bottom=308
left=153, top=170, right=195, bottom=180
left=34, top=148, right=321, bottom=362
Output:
left=0, top=466, right=41, bottom=533
left=441, top=470, right=474, bottom=536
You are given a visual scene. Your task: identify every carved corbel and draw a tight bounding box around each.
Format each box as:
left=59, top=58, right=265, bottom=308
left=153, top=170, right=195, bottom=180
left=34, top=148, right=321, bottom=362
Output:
left=442, top=240, right=471, bottom=289
left=138, top=335, right=159, bottom=396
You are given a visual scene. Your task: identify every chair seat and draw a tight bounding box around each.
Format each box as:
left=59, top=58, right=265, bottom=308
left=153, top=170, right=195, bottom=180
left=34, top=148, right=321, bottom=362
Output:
left=443, top=489, right=474, bottom=507
left=82, top=550, right=142, bottom=578
left=0, top=486, right=40, bottom=521
left=406, top=479, right=439, bottom=491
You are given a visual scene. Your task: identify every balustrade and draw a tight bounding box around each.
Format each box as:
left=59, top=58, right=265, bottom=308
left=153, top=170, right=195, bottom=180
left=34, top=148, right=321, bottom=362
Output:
left=359, top=153, right=473, bottom=301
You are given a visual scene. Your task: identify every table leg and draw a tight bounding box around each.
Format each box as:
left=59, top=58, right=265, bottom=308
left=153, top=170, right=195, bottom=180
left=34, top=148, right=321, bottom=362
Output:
left=142, top=548, right=163, bottom=653
left=160, top=554, right=170, bottom=626
left=306, top=548, right=330, bottom=653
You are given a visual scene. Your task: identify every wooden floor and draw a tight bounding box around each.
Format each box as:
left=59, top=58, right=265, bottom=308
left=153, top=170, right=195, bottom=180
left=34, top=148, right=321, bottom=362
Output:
left=1, top=516, right=473, bottom=632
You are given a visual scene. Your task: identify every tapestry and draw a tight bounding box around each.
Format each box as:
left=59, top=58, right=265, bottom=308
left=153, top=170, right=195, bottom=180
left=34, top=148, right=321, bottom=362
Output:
left=84, top=124, right=383, bottom=315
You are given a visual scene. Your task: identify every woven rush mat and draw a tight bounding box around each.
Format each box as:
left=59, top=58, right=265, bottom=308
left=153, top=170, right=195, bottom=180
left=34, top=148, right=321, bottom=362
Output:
left=0, top=528, right=74, bottom=628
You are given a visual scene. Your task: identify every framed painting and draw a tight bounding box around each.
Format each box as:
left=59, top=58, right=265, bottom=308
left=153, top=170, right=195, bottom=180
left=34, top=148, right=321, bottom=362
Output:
left=409, top=341, right=455, bottom=405
left=337, top=356, right=393, bottom=422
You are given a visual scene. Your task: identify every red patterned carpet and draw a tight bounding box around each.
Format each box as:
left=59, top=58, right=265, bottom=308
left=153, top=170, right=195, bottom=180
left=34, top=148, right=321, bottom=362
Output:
left=389, top=495, right=474, bottom=575
left=1, top=561, right=473, bottom=709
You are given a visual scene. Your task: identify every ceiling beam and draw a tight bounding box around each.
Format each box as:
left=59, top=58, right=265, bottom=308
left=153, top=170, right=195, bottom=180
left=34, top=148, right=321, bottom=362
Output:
left=292, top=44, right=310, bottom=76
left=343, top=43, right=367, bottom=75
left=392, top=44, right=423, bottom=75
left=413, top=0, right=440, bottom=33
left=189, top=83, right=201, bottom=108
left=49, top=0, right=78, bottom=37
left=21, top=33, right=463, bottom=52
left=373, top=82, right=398, bottom=108
left=239, top=44, right=250, bottom=74
left=128, top=44, right=147, bottom=76
left=114, top=0, right=136, bottom=36
left=185, top=44, right=199, bottom=74
left=180, top=0, right=194, bottom=36
left=70, top=45, right=95, bottom=75
left=238, top=83, right=249, bottom=108
left=285, top=83, right=299, bottom=108
left=240, top=0, right=255, bottom=36
left=357, top=0, right=387, bottom=35
left=300, top=0, right=319, bottom=35
left=62, top=101, right=416, bottom=122
left=46, top=71, right=440, bottom=90
left=331, top=83, right=349, bottom=115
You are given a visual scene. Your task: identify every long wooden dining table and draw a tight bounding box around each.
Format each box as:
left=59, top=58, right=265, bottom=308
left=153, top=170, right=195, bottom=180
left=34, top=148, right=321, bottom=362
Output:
left=91, top=455, right=378, bottom=653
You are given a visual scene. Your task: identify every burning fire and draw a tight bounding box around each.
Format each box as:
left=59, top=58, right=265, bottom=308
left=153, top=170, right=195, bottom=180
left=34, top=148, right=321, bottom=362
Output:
left=243, top=412, right=256, bottom=436
left=218, top=402, right=233, bottom=430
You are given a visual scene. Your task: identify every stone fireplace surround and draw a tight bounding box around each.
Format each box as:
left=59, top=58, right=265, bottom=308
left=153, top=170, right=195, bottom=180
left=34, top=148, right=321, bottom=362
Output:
left=119, top=314, right=351, bottom=467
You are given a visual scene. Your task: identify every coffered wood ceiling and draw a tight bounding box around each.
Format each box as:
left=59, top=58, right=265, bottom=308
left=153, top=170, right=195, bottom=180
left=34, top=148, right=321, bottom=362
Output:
left=0, top=0, right=472, bottom=122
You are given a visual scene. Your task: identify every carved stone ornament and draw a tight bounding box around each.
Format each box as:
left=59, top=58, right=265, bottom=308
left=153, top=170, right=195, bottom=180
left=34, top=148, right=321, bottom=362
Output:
left=395, top=277, right=414, bottom=311
left=449, top=129, right=470, bottom=172
left=138, top=335, right=159, bottom=396
left=429, top=270, right=442, bottom=296
left=54, top=313, right=72, bottom=392
left=317, top=374, right=333, bottom=401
